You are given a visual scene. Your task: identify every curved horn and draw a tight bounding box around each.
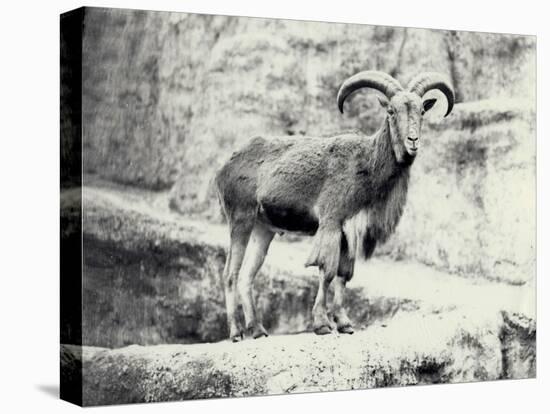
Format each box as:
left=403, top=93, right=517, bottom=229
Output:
left=337, top=71, right=403, bottom=114
left=408, top=72, right=455, bottom=117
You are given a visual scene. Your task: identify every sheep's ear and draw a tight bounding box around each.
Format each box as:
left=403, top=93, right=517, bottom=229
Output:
left=377, top=95, right=390, bottom=108
left=423, top=98, right=437, bottom=113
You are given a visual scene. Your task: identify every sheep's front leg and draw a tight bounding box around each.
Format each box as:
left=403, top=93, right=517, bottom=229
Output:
left=307, top=225, right=341, bottom=335
left=312, top=269, right=336, bottom=334
left=333, top=238, right=355, bottom=334
left=333, top=277, right=354, bottom=334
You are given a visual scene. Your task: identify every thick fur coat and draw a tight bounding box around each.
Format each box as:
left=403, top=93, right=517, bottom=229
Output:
left=216, top=116, right=410, bottom=279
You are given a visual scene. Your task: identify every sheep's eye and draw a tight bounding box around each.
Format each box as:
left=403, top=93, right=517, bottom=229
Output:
left=387, top=107, right=395, bottom=115
left=421, top=109, right=426, bottom=116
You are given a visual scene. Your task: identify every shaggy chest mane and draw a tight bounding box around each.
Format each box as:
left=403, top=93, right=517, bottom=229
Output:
left=343, top=169, right=410, bottom=259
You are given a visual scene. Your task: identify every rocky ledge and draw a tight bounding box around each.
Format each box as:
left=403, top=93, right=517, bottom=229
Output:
left=63, top=308, right=534, bottom=406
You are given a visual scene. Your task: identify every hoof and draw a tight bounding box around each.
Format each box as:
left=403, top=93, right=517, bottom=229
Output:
left=313, top=325, right=333, bottom=335
left=251, top=325, right=269, bottom=339
left=231, top=332, right=244, bottom=343
left=246, top=323, right=268, bottom=339
left=253, top=331, right=269, bottom=339
left=337, top=325, right=354, bottom=334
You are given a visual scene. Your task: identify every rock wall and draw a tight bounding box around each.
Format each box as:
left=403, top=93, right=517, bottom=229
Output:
left=380, top=100, right=536, bottom=284
left=82, top=8, right=535, bottom=193
left=82, top=10, right=230, bottom=189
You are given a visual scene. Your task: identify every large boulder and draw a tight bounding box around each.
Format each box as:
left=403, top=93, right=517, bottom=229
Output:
left=62, top=308, right=535, bottom=406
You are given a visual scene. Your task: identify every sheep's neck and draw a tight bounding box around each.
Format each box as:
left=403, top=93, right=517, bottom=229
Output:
left=371, top=117, right=408, bottom=184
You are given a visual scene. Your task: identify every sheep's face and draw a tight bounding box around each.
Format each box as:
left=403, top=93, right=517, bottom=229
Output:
left=379, top=92, right=437, bottom=163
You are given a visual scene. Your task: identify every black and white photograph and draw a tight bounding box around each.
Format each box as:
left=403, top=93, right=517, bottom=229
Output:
left=1, top=0, right=548, bottom=412
left=59, top=6, right=536, bottom=406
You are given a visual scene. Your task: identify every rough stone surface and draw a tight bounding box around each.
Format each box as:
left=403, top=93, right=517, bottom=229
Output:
left=379, top=100, right=536, bottom=284
left=62, top=306, right=535, bottom=406
left=81, top=8, right=535, bottom=195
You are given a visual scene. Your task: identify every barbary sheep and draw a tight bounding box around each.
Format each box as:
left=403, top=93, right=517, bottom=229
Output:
left=215, top=70, right=454, bottom=342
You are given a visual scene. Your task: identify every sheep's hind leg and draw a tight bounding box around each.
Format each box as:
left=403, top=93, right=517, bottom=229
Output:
left=238, top=222, right=274, bottom=339
left=224, top=216, right=254, bottom=342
